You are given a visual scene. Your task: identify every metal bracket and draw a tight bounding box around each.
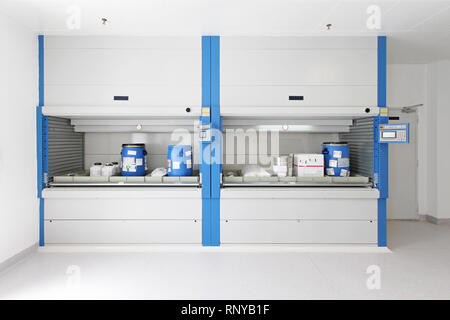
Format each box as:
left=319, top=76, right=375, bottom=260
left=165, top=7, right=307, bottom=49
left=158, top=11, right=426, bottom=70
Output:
left=401, top=104, right=423, bottom=113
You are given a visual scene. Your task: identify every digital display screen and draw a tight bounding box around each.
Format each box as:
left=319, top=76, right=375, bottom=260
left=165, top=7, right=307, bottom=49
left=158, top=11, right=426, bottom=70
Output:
left=382, top=131, right=396, bottom=138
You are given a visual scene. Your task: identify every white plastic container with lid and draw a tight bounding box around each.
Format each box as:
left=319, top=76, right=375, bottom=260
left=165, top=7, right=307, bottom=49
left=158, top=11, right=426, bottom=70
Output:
left=90, top=162, right=103, bottom=177
left=101, top=163, right=115, bottom=177
left=111, top=162, right=120, bottom=176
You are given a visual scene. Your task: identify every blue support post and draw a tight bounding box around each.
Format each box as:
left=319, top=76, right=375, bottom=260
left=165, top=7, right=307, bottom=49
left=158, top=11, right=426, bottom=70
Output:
left=201, top=36, right=213, bottom=246
left=201, top=36, right=221, bottom=246
left=375, top=36, right=388, bottom=247
left=36, top=106, right=43, bottom=198
left=37, top=35, right=46, bottom=246
left=210, top=36, right=221, bottom=245
left=38, top=35, right=44, bottom=106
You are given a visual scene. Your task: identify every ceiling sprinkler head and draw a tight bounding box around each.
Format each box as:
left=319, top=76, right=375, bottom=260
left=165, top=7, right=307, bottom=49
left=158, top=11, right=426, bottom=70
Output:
left=326, top=23, right=332, bottom=30
left=101, top=18, right=108, bottom=25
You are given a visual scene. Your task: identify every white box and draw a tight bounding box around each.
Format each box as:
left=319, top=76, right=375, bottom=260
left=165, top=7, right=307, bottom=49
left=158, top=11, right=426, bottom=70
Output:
left=293, top=154, right=324, bottom=177
left=271, top=156, right=289, bottom=177
left=273, top=165, right=288, bottom=177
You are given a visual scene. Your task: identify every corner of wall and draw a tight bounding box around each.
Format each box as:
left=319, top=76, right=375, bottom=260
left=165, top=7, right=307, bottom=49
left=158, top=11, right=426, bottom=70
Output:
left=424, top=60, right=450, bottom=219
left=0, top=12, right=40, bottom=264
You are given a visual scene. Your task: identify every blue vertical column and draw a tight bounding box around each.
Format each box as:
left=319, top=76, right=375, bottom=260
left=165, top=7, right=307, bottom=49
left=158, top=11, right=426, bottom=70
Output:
left=201, top=36, right=221, bottom=246
left=375, top=36, right=388, bottom=247
left=210, top=36, right=221, bottom=245
left=37, top=35, right=47, bottom=246
left=201, top=36, right=212, bottom=245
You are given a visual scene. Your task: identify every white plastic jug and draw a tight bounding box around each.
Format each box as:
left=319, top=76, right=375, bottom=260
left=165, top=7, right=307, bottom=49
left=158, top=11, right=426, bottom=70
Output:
left=101, top=163, right=114, bottom=177
left=90, top=162, right=103, bottom=177
left=111, top=162, right=120, bottom=176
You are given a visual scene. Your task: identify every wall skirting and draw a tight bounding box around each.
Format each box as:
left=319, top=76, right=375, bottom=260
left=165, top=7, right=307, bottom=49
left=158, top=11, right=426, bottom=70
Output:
left=421, top=215, right=450, bottom=226
left=0, top=243, right=38, bottom=273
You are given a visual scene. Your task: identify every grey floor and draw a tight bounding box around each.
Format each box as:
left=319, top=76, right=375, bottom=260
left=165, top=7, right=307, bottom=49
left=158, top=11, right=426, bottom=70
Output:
left=0, top=220, right=449, bottom=299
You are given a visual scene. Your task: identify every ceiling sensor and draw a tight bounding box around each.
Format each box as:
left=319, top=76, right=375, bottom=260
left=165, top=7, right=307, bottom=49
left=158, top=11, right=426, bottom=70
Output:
left=101, top=18, right=108, bottom=25
left=326, top=23, right=332, bottom=30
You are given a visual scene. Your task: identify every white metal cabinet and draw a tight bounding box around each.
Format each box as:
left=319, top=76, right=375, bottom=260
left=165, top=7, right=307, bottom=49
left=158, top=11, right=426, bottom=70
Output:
left=220, top=188, right=379, bottom=244
left=221, top=220, right=377, bottom=244
left=221, top=198, right=377, bottom=220
left=221, top=36, right=377, bottom=113
left=45, top=220, right=201, bottom=244
left=43, top=188, right=202, bottom=244
left=44, top=36, right=201, bottom=110
left=45, top=198, right=202, bottom=220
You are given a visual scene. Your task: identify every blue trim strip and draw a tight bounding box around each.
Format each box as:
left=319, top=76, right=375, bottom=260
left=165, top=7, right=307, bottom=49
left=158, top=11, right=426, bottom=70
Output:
left=377, top=199, right=387, bottom=247
left=36, top=108, right=48, bottom=196
left=39, top=199, right=45, bottom=246
left=377, top=125, right=389, bottom=199
left=373, top=117, right=389, bottom=199
left=36, top=106, right=43, bottom=197
left=376, top=36, right=388, bottom=247
left=38, top=35, right=44, bottom=106
left=211, top=198, right=220, bottom=245
left=201, top=36, right=211, bottom=199
left=37, top=35, right=45, bottom=197
left=201, top=36, right=221, bottom=246
left=37, top=35, right=46, bottom=246
left=210, top=36, right=221, bottom=245
left=377, top=36, right=386, bottom=108
left=201, top=36, right=212, bottom=246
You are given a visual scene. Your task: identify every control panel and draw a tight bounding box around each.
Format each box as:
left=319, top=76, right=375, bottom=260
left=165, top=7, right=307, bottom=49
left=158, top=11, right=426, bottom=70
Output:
left=378, top=123, right=409, bottom=143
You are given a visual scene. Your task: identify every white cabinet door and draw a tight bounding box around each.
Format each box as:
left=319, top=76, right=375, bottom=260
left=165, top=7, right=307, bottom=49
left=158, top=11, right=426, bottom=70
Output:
left=221, top=220, right=377, bottom=244
left=45, top=36, right=201, bottom=110
left=45, top=198, right=202, bottom=220
left=46, top=220, right=201, bottom=244
left=221, top=37, right=377, bottom=112
left=221, top=198, right=377, bottom=220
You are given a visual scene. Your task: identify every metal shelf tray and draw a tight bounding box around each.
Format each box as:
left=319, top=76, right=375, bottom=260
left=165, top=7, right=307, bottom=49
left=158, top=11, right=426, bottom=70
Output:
left=49, top=182, right=200, bottom=187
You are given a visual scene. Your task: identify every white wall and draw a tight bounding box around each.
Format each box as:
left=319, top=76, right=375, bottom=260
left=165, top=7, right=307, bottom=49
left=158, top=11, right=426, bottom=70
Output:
left=0, top=13, right=38, bottom=263
left=387, top=62, right=450, bottom=221
left=426, top=60, right=450, bottom=220
left=387, top=64, right=427, bottom=218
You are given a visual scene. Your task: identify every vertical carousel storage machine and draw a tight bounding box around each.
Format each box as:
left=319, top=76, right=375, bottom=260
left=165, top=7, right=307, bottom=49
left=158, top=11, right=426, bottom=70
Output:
left=37, top=35, right=408, bottom=247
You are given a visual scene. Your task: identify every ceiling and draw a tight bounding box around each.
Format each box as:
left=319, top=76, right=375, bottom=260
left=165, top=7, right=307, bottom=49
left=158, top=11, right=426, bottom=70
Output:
left=1, top=0, right=450, bottom=63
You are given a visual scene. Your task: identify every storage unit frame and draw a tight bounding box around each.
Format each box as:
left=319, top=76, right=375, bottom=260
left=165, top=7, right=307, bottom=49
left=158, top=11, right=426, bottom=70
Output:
left=36, top=35, right=389, bottom=247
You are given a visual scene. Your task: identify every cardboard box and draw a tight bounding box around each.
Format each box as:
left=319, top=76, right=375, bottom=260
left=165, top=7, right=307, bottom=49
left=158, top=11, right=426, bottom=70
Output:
left=293, top=154, right=324, bottom=177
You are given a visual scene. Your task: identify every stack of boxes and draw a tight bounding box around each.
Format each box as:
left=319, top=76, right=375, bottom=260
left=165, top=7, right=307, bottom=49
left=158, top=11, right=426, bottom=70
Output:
left=271, top=154, right=325, bottom=177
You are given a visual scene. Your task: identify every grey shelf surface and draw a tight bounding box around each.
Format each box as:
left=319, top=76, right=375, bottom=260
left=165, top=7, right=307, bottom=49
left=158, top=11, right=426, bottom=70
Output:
left=222, top=182, right=373, bottom=188
left=49, top=182, right=200, bottom=188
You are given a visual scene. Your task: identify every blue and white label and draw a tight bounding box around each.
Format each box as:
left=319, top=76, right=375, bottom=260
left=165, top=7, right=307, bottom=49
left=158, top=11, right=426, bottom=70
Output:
left=333, top=150, right=342, bottom=158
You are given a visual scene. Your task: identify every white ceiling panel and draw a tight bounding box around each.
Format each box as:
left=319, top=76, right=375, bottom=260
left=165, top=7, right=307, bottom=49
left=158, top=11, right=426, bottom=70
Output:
left=0, top=0, right=450, bottom=62
left=382, top=0, right=450, bottom=31
left=324, top=0, right=398, bottom=33
left=412, top=4, right=450, bottom=32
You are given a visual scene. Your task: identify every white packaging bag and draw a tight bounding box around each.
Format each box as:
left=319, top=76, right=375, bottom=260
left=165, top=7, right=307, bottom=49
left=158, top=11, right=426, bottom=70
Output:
left=150, top=167, right=168, bottom=177
left=241, top=165, right=271, bottom=177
